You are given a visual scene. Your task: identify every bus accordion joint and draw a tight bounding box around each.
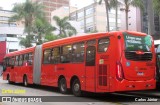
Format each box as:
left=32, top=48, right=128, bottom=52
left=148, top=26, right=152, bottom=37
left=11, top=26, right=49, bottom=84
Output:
left=116, top=61, right=124, bottom=81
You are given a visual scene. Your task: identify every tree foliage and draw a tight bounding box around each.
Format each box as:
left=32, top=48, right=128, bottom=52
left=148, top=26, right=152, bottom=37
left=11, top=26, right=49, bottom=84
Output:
left=153, top=0, right=160, bottom=15
left=45, top=33, right=58, bottom=42
left=53, top=16, right=77, bottom=38
left=32, top=17, right=56, bottom=45
left=9, top=0, right=44, bottom=47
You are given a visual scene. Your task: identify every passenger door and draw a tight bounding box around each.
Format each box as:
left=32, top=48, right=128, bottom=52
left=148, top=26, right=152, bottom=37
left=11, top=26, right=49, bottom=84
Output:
left=85, top=46, right=96, bottom=92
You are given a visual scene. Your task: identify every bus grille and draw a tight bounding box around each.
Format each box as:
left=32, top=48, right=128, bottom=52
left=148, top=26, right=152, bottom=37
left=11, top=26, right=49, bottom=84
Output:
left=125, top=51, right=152, bottom=61
left=99, top=65, right=107, bottom=86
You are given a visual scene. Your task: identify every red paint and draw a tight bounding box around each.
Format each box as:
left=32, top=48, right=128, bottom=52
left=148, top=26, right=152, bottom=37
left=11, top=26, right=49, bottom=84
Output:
left=0, top=41, right=6, bottom=64
left=3, top=31, right=156, bottom=94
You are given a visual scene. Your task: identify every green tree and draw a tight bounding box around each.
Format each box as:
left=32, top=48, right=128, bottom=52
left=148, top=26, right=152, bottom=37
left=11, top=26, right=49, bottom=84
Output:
left=53, top=16, right=77, bottom=38
left=45, top=33, right=58, bottom=42
left=19, top=35, right=34, bottom=48
left=33, top=17, right=56, bottom=45
left=120, top=0, right=144, bottom=30
left=9, top=0, right=44, bottom=47
left=153, top=0, right=160, bottom=15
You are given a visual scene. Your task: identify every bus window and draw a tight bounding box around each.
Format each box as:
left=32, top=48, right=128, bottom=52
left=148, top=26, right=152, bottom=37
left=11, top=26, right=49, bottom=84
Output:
left=61, top=45, right=72, bottom=63
left=15, top=56, right=19, bottom=66
left=19, top=55, right=24, bottom=66
left=72, top=42, right=84, bottom=62
left=23, top=54, right=29, bottom=65
left=5, top=58, right=9, bottom=67
left=86, top=46, right=96, bottom=66
left=28, top=53, right=33, bottom=65
left=9, top=57, right=15, bottom=66
left=98, top=38, right=110, bottom=52
left=51, top=47, right=60, bottom=64
left=87, top=40, right=96, bottom=46
left=43, top=49, right=52, bottom=64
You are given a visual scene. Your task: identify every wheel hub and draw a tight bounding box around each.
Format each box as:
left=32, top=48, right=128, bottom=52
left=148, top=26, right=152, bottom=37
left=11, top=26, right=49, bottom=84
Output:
left=74, top=83, right=79, bottom=92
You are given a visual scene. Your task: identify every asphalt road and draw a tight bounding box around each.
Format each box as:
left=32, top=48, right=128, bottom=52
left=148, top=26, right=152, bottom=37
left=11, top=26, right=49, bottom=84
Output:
left=0, top=76, right=160, bottom=105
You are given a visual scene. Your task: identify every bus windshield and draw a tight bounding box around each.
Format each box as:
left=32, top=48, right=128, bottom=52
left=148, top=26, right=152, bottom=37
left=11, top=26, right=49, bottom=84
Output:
left=123, top=32, right=152, bottom=52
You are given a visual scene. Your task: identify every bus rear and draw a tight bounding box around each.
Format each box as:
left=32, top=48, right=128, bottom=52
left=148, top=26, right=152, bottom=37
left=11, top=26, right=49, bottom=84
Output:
left=115, top=31, right=156, bottom=91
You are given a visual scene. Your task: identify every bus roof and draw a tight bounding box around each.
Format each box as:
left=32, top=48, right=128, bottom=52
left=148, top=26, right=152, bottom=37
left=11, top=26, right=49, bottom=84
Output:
left=4, top=47, right=35, bottom=58
left=42, top=31, right=147, bottom=48
left=4, top=31, right=147, bottom=58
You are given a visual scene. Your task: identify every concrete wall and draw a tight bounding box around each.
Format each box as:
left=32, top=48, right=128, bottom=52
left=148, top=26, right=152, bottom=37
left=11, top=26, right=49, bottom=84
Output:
left=95, top=3, right=107, bottom=32
left=120, top=6, right=142, bottom=32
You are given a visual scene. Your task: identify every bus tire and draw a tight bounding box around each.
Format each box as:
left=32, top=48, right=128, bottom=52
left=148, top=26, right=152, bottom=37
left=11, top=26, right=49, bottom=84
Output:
left=23, top=75, right=28, bottom=87
left=59, top=78, right=67, bottom=94
left=72, top=79, right=82, bottom=97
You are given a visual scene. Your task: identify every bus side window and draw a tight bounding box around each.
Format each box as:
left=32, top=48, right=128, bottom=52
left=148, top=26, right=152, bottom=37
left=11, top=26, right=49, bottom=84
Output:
left=43, top=49, right=52, bottom=64
left=2, top=59, right=6, bottom=71
left=19, top=55, right=24, bottom=66
left=15, top=56, right=19, bottom=66
left=5, top=58, right=9, bottom=67
left=11, top=56, right=15, bottom=66
left=8, top=57, right=12, bottom=67
left=87, top=40, right=96, bottom=46
left=72, top=42, right=84, bottom=62
left=51, top=47, right=60, bottom=64
left=98, top=38, right=110, bottom=52
left=23, top=54, right=29, bottom=66
left=61, top=45, right=72, bottom=63
left=28, top=53, right=33, bottom=65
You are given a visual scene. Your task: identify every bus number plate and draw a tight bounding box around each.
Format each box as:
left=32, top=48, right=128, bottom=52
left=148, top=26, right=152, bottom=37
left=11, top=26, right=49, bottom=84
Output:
left=137, top=72, right=144, bottom=76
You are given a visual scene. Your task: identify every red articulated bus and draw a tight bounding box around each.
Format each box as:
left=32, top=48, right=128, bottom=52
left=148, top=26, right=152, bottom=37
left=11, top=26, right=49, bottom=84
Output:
left=2, top=31, right=156, bottom=96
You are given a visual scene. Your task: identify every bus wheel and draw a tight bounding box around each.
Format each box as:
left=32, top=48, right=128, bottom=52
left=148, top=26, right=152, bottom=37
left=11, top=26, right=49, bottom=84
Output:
left=59, top=78, right=67, bottom=94
left=72, top=79, right=82, bottom=97
left=7, top=75, right=11, bottom=84
left=23, top=76, right=28, bottom=87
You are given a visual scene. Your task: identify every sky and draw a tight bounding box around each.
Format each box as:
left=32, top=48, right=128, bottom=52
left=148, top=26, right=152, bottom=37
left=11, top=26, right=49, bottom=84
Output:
left=0, top=0, right=95, bottom=10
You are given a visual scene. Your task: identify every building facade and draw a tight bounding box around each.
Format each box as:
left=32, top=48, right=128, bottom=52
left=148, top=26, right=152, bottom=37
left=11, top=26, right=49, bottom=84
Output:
left=141, top=0, right=160, bottom=40
left=0, top=9, right=25, bottom=64
left=120, top=6, right=142, bottom=32
left=0, top=9, right=24, bottom=27
left=69, top=2, right=121, bottom=33
left=51, top=6, right=84, bottom=35
left=118, top=0, right=160, bottom=40
left=32, top=0, right=69, bottom=22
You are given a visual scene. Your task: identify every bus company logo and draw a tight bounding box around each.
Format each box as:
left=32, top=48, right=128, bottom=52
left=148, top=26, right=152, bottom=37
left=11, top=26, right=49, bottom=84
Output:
left=126, top=61, right=130, bottom=67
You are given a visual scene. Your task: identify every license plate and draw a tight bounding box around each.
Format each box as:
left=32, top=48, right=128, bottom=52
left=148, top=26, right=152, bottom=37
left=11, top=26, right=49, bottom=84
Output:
left=137, top=72, right=144, bottom=76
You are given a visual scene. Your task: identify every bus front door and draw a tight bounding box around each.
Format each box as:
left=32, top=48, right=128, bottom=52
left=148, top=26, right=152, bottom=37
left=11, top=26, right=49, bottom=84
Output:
left=85, top=46, right=96, bottom=92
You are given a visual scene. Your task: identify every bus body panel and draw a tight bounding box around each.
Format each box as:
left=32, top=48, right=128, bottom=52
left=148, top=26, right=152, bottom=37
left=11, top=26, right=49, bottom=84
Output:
left=119, top=32, right=156, bottom=81
left=2, top=31, right=156, bottom=94
left=3, top=47, right=35, bottom=84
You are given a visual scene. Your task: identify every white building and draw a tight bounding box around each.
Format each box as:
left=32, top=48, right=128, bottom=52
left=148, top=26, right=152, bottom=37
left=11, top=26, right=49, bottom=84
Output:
left=0, top=9, right=25, bottom=64
left=51, top=2, right=121, bottom=34
left=0, top=27, right=25, bottom=53
left=69, top=2, right=121, bottom=33
left=51, top=6, right=84, bottom=35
